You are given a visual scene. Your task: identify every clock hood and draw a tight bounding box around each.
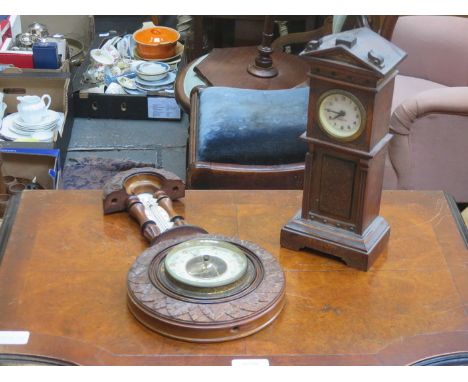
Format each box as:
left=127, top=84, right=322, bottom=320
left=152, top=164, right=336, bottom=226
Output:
left=300, top=27, right=407, bottom=78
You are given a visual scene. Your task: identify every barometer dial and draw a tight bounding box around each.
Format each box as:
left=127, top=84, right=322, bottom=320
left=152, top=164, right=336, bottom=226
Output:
left=164, top=238, right=248, bottom=288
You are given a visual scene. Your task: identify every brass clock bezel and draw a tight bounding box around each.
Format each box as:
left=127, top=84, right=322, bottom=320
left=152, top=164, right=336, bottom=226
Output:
left=316, top=89, right=367, bottom=142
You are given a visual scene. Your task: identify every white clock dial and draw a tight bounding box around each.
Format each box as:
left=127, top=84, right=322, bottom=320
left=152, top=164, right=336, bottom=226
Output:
left=317, top=90, right=365, bottom=141
left=164, top=238, right=248, bottom=288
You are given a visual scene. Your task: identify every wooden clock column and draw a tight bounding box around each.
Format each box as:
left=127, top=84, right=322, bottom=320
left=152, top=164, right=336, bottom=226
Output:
left=281, top=28, right=406, bottom=271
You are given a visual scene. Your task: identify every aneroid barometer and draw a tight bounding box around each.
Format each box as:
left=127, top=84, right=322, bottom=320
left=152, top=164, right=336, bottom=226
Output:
left=281, top=28, right=407, bottom=271
left=103, top=167, right=285, bottom=342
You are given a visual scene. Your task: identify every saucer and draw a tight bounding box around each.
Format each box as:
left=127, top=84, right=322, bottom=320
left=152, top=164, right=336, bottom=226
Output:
left=117, top=76, right=137, bottom=90
left=133, top=42, right=184, bottom=62
left=0, top=112, right=64, bottom=141
left=135, top=83, right=173, bottom=92
left=13, top=119, right=57, bottom=132
left=123, top=88, right=146, bottom=95
left=31, top=130, right=55, bottom=142
left=135, top=71, right=176, bottom=87
left=14, top=110, right=60, bottom=129
left=10, top=121, right=57, bottom=135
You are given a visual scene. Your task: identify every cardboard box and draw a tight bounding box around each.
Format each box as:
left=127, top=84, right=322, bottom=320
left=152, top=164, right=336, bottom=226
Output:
left=0, top=38, right=70, bottom=73
left=0, top=72, right=72, bottom=167
left=0, top=147, right=60, bottom=189
left=73, top=31, right=181, bottom=121
left=0, top=37, right=33, bottom=69
left=0, top=59, right=70, bottom=74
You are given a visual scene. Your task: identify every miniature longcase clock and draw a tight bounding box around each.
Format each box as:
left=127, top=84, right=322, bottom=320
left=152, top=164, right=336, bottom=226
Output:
left=281, top=28, right=406, bottom=271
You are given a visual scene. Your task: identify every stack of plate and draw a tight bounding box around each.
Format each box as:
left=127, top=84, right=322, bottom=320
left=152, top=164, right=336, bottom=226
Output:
left=122, top=61, right=177, bottom=94
left=133, top=41, right=184, bottom=69
left=0, top=110, right=64, bottom=142
left=134, top=72, right=176, bottom=92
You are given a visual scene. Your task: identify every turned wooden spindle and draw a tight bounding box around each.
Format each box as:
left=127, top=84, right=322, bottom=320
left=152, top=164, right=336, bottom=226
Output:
left=247, top=15, right=278, bottom=78
left=126, top=195, right=161, bottom=243
left=154, top=190, right=186, bottom=226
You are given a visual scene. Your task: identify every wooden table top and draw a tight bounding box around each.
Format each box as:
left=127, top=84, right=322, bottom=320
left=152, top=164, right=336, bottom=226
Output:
left=0, top=190, right=467, bottom=365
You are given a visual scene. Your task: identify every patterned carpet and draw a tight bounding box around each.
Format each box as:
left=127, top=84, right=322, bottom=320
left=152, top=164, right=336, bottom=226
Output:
left=61, top=157, right=154, bottom=190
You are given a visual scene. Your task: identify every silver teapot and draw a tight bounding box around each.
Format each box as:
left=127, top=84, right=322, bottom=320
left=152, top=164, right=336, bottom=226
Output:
left=28, top=22, right=49, bottom=38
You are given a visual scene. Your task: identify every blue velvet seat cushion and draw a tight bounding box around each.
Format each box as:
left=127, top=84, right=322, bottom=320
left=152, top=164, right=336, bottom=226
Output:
left=196, top=86, right=308, bottom=165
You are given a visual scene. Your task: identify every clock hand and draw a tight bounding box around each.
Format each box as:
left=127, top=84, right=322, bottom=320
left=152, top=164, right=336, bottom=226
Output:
left=325, top=108, right=342, bottom=114
left=331, top=111, right=346, bottom=120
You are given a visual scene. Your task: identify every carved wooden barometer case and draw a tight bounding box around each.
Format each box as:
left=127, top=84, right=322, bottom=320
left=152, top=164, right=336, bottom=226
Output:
left=103, top=168, right=285, bottom=342
left=281, top=28, right=406, bottom=270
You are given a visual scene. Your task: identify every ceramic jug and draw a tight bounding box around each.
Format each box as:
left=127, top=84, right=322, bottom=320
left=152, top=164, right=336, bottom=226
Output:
left=17, top=94, right=51, bottom=124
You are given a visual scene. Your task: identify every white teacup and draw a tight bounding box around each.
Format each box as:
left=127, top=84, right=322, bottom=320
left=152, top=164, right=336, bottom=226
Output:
left=105, top=82, right=125, bottom=95
left=17, top=94, right=51, bottom=124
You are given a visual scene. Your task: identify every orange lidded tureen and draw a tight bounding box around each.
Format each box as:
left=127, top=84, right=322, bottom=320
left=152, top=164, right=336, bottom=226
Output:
left=133, top=26, right=180, bottom=60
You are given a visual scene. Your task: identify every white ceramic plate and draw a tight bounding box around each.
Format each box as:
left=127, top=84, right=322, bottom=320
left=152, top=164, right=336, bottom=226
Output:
left=13, top=119, right=58, bottom=132
left=135, top=84, right=173, bottom=92
left=135, top=71, right=176, bottom=87
left=10, top=121, right=57, bottom=136
left=117, top=76, right=137, bottom=90
left=31, top=130, right=55, bottom=142
left=136, top=62, right=170, bottom=76
left=0, top=112, right=64, bottom=141
left=14, top=110, right=60, bottom=129
left=123, top=88, right=146, bottom=95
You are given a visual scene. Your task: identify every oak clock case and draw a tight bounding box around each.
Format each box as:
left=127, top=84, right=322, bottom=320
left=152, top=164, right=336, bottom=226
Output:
left=102, top=167, right=285, bottom=343
left=281, top=28, right=407, bottom=271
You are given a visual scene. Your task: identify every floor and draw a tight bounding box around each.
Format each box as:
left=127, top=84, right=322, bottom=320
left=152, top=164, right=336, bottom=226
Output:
left=64, top=114, right=189, bottom=181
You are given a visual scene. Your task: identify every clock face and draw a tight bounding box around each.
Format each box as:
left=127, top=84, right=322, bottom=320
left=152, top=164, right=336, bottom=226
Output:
left=317, top=90, right=366, bottom=141
left=164, top=238, right=248, bottom=288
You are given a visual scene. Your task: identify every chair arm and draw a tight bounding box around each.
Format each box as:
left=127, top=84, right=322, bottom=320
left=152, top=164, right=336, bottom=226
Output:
left=391, top=87, right=468, bottom=135
left=388, top=87, right=468, bottom=189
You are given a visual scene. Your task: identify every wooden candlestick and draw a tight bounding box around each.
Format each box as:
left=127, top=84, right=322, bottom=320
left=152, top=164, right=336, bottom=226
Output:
left=154, top=190, right=186, bottom=226
left=247, top=16, right=278, bottom=78
left=126, top=195, right=161, bottom=243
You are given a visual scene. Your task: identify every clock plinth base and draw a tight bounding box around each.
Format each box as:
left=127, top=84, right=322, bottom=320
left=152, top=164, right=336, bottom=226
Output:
left=280, top=211, right=390, bottom=271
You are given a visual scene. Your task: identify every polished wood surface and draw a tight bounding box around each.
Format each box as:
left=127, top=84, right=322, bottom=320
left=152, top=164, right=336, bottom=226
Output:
left=195, top=46, right=309, bottom=89
left=0, top=190, right=467, bottom=365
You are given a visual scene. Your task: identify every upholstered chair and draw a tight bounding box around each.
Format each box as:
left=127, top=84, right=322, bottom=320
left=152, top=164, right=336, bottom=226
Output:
left=187, top=86, right=308, bottom=189
left=384, top=16, right=468, bottom=207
